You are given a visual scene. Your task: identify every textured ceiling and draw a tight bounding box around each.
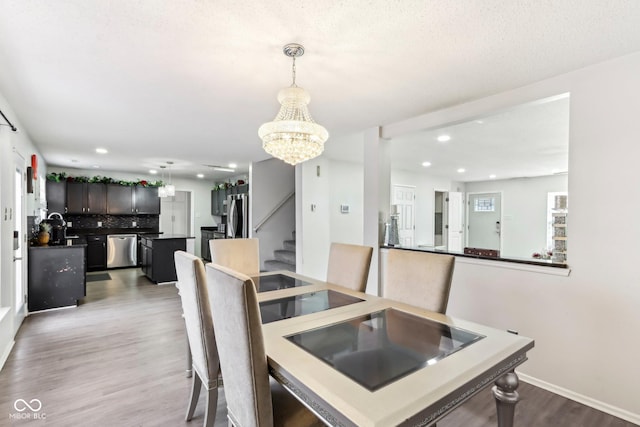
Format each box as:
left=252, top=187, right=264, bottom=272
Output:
left=0, top=1, right=639, bottom=181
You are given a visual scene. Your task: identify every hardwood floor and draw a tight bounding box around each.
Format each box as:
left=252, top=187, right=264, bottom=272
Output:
left=0, top=268, right=635, bottom=426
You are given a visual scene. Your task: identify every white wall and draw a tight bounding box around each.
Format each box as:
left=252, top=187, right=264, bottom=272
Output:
left=465, top=174, right=568, bottom=258
left=249, top=158, right=295, bottom=271
left=299, top=156, right=331, bottom=279
left=47, top=167, right=216, bottom=258
left=372, top=52, right=640, bottom=423
left=329, top=160, right=364, bottom=246
left=0, top=91, right=47, bottom=369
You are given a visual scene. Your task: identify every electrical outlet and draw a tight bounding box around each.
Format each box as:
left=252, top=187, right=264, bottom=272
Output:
left=67, top=221, right=72, bottom=228
left=132, top=221, right=137, bottom=227
left=97, top=221, right=102, bottom=227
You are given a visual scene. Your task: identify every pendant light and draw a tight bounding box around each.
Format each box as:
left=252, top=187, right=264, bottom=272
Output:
left=164, top=161, right=175, bottom=197
left=259, top=43, right=329, bottom=166
left=158, top=166, right=168, bottom=198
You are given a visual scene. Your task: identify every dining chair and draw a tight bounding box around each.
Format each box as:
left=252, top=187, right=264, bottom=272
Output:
left=174, top=251, right=221, bottom=427
left=209, top=237, right=260, bottom=275
left=326, top=242, right=373, bottom=292
left=205, top=263, right=324, bottom=427
left=383, top=249, right=455, bottom=314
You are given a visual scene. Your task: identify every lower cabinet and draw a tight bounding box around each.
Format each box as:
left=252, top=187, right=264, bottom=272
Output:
left=86, top=235, right=107, bottom=271
left=140, top=236, right=187, bottom=283
left=28, top=246, right=86, bottom=311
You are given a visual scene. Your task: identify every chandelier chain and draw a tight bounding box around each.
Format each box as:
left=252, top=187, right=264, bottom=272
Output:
left=291, top=56, right=297, bottom=87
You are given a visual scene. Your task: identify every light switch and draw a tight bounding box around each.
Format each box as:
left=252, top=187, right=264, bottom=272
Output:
left=311, top=204, right=316, bottom=212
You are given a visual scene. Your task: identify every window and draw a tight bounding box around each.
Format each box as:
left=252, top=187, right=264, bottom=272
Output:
left=474, top=197, right=495, bottom=212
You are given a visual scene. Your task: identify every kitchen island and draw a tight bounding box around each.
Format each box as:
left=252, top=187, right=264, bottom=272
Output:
left=28, top=243, right=87, bottom=312
left=140, top=234, right=195, bottom=283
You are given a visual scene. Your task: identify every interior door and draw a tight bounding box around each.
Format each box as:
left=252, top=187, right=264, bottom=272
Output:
left=446, top=192, right=464, bottom=252
left=14, top=152, right=27, bottom=324
left=467, top=192, right=502, bottom=251
left=160, top=190, right=191, bottom=235
left=392, top=185, right=415, bottom=247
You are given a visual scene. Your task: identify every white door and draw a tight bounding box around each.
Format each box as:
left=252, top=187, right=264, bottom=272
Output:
left=392, top=185, right=415, bottom=247
left=160, top=190, right=191, bottom=235
left=446, top=192, right=464, bottom=252
left=467, top=192, right=502, bottom=251
left=14, top=152, right=27, bottom=324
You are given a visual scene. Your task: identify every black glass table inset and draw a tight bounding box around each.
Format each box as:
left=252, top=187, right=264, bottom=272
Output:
left=286, top=308, right=485, bottom=391
left=251, top=274, right=314, bottom=293
left=259, top=290, right=364, bottom=324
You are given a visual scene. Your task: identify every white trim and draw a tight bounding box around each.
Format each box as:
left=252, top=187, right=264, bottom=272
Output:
left=518, top=373, right=640, bottom=425
left=455, top=256, right=571, bottom=276
left=0, top=338, right=15, bottom=371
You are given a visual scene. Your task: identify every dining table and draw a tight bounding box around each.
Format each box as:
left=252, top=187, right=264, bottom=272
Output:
left=250, top=270, right=535, bottom=427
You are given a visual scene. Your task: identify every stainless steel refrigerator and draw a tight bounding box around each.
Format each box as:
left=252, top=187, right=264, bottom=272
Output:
left=226, top=193, right=249, bottom=238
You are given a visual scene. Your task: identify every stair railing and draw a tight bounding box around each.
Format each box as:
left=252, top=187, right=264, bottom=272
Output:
left=253, top=191, right=295, bottom=233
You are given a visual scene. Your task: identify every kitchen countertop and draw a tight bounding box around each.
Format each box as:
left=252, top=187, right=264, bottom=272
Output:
left=140, top=234, right=195, bottom=240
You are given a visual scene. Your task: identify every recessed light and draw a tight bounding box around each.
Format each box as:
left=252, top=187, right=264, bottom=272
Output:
left=197, top=173, right=204, bottom=178
left=457, top=168, right=466, bottom=173
left=149, top=170, right=157, bottom=175
left=92, top=165, right=100, bottom=168
left=96, top=148, right=108, bottom=154
left=228, top=163, right=237, bottom=169
left=475, top=120, right=484, bottom=124
left=71, top=159, right=78, bottom=163
left=437, top=135, right=451, bottom=142
left=421, top=161, right=431, bottom=167
left=489, top=174, right=496, bottom=179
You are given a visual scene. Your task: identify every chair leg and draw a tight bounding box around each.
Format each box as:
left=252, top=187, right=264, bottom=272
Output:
left=185, top=326, right=193, bottom=378
left=203, top=386, right=218, bottom=427
left=185, top=373, right=202, bottom=421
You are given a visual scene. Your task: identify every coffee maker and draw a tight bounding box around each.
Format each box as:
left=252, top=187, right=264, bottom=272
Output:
left=41, top=212, right=66, bottom=245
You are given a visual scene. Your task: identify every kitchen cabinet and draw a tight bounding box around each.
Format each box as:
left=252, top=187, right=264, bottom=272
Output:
left=86, top=235, right=107, bottom=271
left=107, top=185, right=159, bottom=214
left=140, top=235, right=193, bottom=283
left=28, top=245, right=86, bottom=311
left=46, top=181, right=67, bottom=214
left=106, top=184, right=133, bottom=214
left=134, top=186, right=160, bottom=214
left=67, top=182, right=107, bottom=214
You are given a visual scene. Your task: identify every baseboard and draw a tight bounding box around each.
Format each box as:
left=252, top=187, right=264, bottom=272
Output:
left=0, top=340, right=15, bottom=371
left=519, top=373, right=640, bottom=425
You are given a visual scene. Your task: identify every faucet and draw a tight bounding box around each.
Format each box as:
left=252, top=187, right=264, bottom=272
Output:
left=47, top=212, right=64, bottom=220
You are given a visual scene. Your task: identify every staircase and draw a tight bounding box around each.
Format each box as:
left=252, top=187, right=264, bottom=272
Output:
left=263, top=231, right=296, bottom=272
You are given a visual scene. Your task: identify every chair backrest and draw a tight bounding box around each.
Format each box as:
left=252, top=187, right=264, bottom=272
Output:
left=209, top=238, right=260, bottom=276
left=174, top=251, right=219, bottom=387
left=206, top=263, right=273, bottom=427
left=383, top=249, right=455, bottom=314
left=326, top=242, right=373, bottom=292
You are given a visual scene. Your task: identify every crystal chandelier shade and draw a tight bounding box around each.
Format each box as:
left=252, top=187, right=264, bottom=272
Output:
left=259, top=44, right=329, bottom=166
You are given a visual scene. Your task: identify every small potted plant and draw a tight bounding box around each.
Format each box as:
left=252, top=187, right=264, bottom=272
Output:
left=38, top=222, right=52, bottom=246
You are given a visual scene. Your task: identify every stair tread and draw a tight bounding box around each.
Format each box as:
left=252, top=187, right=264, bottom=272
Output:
left=263, top=260, right=296, bottom=272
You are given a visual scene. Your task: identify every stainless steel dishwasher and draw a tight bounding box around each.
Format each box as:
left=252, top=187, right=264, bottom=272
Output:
left=107, top=234, right=137, bottom=268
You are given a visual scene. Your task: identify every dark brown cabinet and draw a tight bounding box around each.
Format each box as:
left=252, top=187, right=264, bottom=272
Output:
left=134, top=186, right=160, bottom=214
left=86, top=235, right=107, bottom=271
left=140, top=235, right=188, bottom=283
left=46, top=181, right=67, bottom=214
left=106, top=184, right=133, bottom=214
left=105, top=185, right=159, bottom=214
left=211, top=184, right=248, bottom=216
left=66, top=183, right=106, bottom=214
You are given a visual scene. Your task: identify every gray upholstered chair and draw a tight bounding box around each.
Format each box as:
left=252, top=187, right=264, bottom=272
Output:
left=326, top=242, right=373, bottom=292
left=209, top=238, right=260, bottom=275
left=383, top=249, right=455, bottom=314
left=174, top=251, right=220, bottom=427
left=205, top=263, right=323, bottom=427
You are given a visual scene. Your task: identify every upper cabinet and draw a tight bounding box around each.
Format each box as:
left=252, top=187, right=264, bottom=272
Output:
left=46, top=181, right=66, bottom=214
left=134, top=186, right=160, bottom=214
left=211, top=184, right=248, bottom=216
left=106, top=184, right=160, bottom=214
left=66, top=182, right=106, bottom=214
left=106, top=184, right=133, bottom=214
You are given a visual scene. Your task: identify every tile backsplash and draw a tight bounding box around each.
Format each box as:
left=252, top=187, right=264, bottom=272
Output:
left=66, top=214, right=159, bottom=230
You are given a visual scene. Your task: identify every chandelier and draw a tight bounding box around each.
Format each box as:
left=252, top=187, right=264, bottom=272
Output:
left=259, top=43, right=329, bottom=166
